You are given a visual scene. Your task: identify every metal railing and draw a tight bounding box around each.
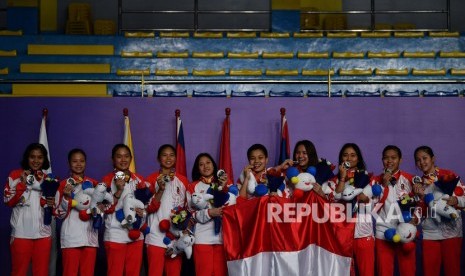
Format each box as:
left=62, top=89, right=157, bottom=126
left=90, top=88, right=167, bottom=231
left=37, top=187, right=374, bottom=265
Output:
left=118, top=0, right=271, bottom=34
left=301, top=0, right=451, bottom=32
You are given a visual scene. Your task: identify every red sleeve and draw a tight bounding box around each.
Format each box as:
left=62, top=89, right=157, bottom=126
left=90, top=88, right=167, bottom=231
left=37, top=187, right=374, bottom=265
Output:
left=176, top=173, right=190, bottom=191
left=102, top=173, right=114, bottom=187
left=133, top=173, right=146, bottom=189
left=4, top=169, right=27, bottom=208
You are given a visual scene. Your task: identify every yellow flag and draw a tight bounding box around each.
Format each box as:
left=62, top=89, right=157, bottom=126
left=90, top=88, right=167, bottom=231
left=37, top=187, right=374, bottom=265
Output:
left=124, top=115, right=136, bottom=173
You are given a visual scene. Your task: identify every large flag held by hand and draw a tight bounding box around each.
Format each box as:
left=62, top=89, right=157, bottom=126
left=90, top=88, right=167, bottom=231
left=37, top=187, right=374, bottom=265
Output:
left=219, top=108, right=234, bottom=182
left=222, top=193, right=354, bottom=276
left=123, top=108, right=136, bottom=173
left=279, top=108, right=291, bottom=164
left=175, top=109, right=187, bottom=177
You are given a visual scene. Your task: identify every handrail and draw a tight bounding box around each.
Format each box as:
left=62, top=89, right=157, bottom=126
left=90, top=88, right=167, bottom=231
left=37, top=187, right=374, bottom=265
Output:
left=1, top=78, right=465, bottom=85
left=118, top=0, right=272, bottom=34
left=301, top=0, right=451, bottom=31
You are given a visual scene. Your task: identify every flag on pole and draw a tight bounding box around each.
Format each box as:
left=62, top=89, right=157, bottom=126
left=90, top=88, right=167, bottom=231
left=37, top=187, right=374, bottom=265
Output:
left=39, top=109, right=52, bottom=174
left=39, top=108, right=56, bottom=276
left=279, top=108, right=290, bottom=164
left=222, top=193, right=354, bottom=275
left=175, top=109, right=187, bottom=177
left=219, top=108, right=234, bottom=182
left=123, top=108, right=136, bottom=173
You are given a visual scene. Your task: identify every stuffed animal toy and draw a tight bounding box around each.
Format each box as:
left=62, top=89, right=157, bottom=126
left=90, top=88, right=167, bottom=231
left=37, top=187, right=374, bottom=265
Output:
left=314, top=159, right=336, bottom=184
left=384, top=221, right=417, bottom=252
left=115, top=193, right=145, bottom=227
left=191, top=192, right=214, bottom=210
left=71, top=190, right=94, bottom=221
left=41, top=173, right=60, bottom=225
left=163, top=232, right=195, bottom=259
left=242, top=171, right=268, bottom=197
left=159, top=206, right=193, bottom=246
left=339, top=184, right=363, bottom=201
left=127, top=187, right=153, bottom=240
left=424, top=193, right=459, bottom=223
left=208, top=185, right=237, bottom=235
left=286, top=166, right=317, bottom=199
left=81, top=181, right=113, bottom=229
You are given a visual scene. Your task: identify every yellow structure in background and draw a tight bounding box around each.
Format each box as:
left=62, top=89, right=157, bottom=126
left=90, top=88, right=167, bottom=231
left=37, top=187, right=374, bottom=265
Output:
left=298, top=0, right=343, bottom=30
left=40, top=0, right=57, bottom=32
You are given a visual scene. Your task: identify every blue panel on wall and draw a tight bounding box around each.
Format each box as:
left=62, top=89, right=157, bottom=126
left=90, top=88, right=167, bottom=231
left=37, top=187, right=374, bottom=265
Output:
left=7, top=7, right=38, bottom=34
left=113, top=90, right=148, bottom=97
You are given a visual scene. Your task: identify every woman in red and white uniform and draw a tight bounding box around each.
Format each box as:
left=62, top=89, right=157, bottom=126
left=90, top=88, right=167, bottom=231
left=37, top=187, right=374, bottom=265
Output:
left=55, top=148, right=99, bottom=276
left=238, top=144, right=290, bottom=200
left=370, top=145, right=418, bottom=276
left=145, top=144, right=189, bottom=276
left=413, top=145, right=464, bottom=276
left=327, top=143, right=374, bottom=276
left=102, top=144, right=146, bottom=276
left=4, top=143, right=52, bottom=276
left=188, top=152, right=231, bottom=276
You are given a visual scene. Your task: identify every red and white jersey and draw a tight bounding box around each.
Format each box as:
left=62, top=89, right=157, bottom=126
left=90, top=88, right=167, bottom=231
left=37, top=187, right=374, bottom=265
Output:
left=102, top=171, right=146, bottom=243
left=369, top=170, right=415, bottom=240
left=187, top=180, right=237, bottom=245
left=56, top=176, right=99, bottom=248
left=3, top=169, right=51, bottom=239
left=326, top=173, right=374, bottom=239
left=420, top=168, right=464, bottom=240
left=144, top=172, right=189, bottom=247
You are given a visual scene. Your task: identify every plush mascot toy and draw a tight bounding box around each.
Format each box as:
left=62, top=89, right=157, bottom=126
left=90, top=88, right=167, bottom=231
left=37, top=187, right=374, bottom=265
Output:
left=164, top=233, right=195, bottom=259
left=81, top=181, right=113, bottom=229
left=286, top=166, right=316, bottom=199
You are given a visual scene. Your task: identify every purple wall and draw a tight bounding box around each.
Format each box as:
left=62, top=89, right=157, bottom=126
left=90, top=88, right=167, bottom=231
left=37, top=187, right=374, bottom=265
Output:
left=1, top=97, right=465, bottom=273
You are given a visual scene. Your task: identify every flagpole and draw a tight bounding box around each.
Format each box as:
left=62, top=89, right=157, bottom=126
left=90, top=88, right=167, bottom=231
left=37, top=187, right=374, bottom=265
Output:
left=123, top=107, right=128, bottom=117
left=43, top=108, right=48, bottom=119
left=175, top=109, right=180, bottom=144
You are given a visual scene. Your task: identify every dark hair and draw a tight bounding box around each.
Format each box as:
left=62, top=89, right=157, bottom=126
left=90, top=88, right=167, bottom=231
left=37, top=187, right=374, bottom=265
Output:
left=68, top=148, right=87, bottom=163
left=338, top=143, right=366, bottom=171
left=111, top=144, right=132, bottom=159
left=20, top=143, right=50, bottom=170
left=247, top=144, right=268, bottom=160
left=157, top=144, right=176, bottom=159
left=191, top=153, right=218, bottom=181
left=382, top=145, right=402, bottom=159
left=293, top=140, right=319, bottom=167
left=414, top=145, right=434, bottom=159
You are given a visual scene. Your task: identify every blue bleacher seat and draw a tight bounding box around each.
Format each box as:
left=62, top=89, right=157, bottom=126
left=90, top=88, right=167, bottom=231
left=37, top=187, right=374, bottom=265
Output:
left=192, top=90, right=227, bottom=97
left=421, top=90, right=460, bottom=97
left=382, top=90, right=420, bottom=97
left=153, top=90, right=188, bottom=97
left=231, top=90, right=265, bottom=97
left=269, top=90, right=304, bottom=97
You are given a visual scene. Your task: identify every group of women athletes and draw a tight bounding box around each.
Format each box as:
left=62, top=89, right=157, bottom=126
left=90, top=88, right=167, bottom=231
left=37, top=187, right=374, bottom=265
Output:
left=4, top=140, right=464, bottom=276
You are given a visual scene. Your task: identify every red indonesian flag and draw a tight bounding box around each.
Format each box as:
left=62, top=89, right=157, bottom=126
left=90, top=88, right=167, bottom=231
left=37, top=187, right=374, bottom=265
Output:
left=222, top=192, right=354, bottom=275
left=175, top=110, right=187, bottom=177
left=219, top=108, right=234, bottom=182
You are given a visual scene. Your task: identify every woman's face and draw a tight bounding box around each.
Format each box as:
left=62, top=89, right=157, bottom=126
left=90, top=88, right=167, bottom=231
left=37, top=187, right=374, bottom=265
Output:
left=113, top=147, right=132, bottom=171
left=294, top=144, right=309, bottom=168
left=415, top=150, right=435, bottom=174
left=69, top=152, right=86, bottom=175
left=158, top=147, right=176, bottom=170
left=248, top=149, right=268, bottom=173
left=382, top=149, right=401, bottom=173
left=28, top=149, right=44, bottom=171
left=341, top=147, right=358, bottom=169
left=198, top=156, right=214, bottom=178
